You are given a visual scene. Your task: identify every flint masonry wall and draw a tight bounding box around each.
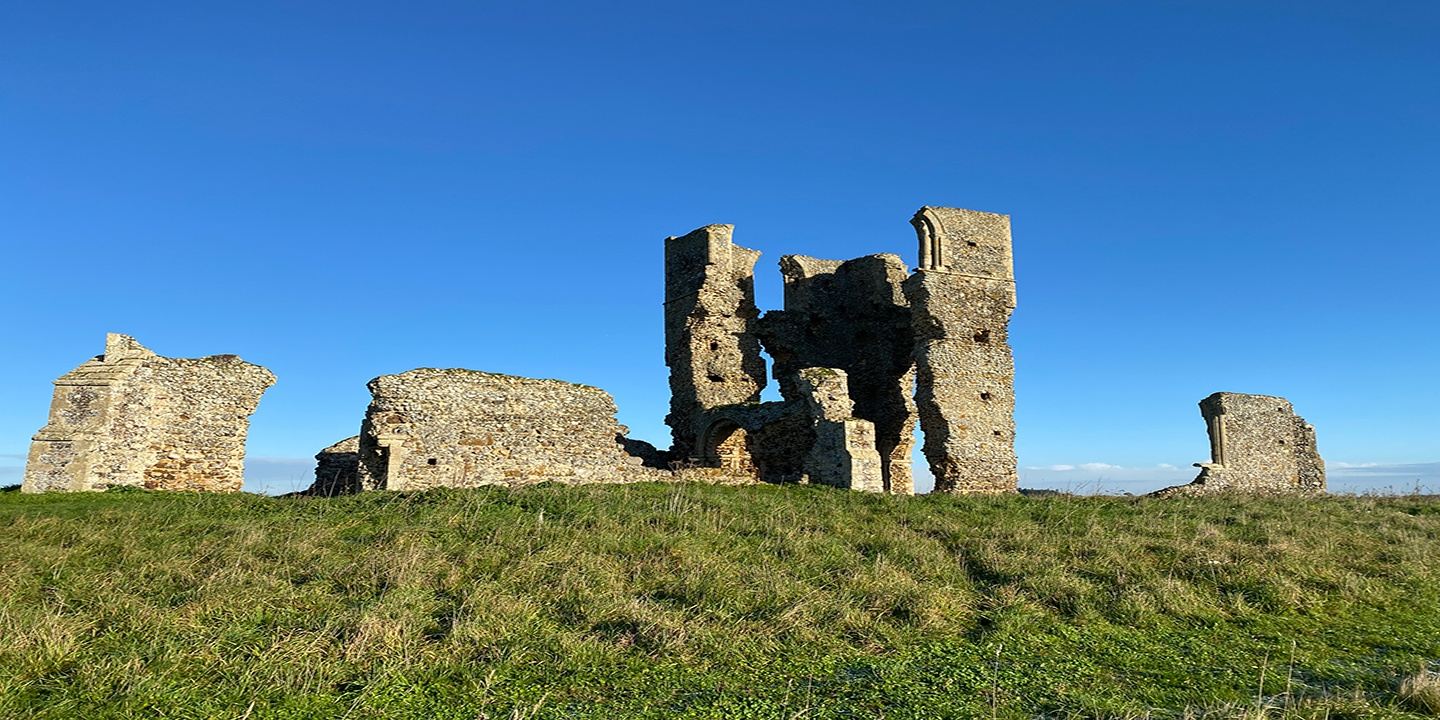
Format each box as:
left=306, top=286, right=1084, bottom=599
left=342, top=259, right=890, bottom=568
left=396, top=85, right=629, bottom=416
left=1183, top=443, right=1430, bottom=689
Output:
left=354, top=368, right=660, bottom=491
left=1158, top=392, right=1325, bottom=495
left=664, top=225, right=768, bottom=457
left=305, top=436, right=360, bottom=496
left=758, top=254, right=917, bottom=494
left=794, top=368, right=884, bottom=492
left=904, top=207, right=1019, bottom=494
left=22, top=333, right=274, bottom=493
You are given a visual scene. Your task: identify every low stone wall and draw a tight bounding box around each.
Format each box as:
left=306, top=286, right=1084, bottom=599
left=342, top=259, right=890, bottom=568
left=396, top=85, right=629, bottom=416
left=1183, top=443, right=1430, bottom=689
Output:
left=354, top=369, right=666, bottom=491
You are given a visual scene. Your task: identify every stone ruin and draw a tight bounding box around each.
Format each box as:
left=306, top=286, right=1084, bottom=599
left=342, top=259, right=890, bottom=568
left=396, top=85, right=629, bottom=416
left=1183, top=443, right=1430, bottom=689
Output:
left=662, top=206, right=1019, bottom=494
left=22, top=333, right=274, bottom=493
left=21, top=206, right=1323, bottom=499
left=303, top=435, right=359, bottom=497
left=1155, top=392, right=1326, bottom=496
left=281, top=204, right=1022, bottom=496
left=346, top=369, right=670, bottom=491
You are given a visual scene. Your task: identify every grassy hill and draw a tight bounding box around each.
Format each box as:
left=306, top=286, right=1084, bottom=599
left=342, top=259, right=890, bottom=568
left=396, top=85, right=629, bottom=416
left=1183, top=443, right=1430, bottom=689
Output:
left=2, top=483, right=1438, bottom=719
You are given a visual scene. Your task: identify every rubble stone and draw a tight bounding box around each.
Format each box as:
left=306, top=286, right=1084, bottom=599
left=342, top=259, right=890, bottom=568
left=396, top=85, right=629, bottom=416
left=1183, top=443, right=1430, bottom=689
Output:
left=22, top=333, right=274, bottom=493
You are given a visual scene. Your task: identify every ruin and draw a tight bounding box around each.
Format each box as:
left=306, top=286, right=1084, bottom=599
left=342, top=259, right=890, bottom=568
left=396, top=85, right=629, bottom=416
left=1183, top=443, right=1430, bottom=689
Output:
left=353, top=368, right=667, bottom=491
left=662, top=206, right=1020, bottom=494
left=757, top=254, right=917, bottom=493
left=22, top=205, right=1024, bottom=497
left=303, top=436, right=360, bottom=496
left=794, top=368, right=885, bottom=492
left=904, top=207, right=1019, bottom=493
left=22, top=333, right=274, bottom=493
left=663, top=224, right=768, bottom=458
left=1155, top=392, right=1325, bottom=496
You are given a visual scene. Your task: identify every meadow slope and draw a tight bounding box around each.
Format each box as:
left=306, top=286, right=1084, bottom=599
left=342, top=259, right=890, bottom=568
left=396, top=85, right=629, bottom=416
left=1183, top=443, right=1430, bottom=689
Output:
left=1, top=484, right=1438, bottom=719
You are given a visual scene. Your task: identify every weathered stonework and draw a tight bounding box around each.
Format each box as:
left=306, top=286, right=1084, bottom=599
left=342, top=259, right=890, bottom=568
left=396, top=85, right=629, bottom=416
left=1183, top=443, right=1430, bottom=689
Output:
left=794, top=368, right=884, bottom=492
left=904, top=207, right=1018, bottom=494
left=757, top=254, right=917, bottom=494
left=304, top=436, right=360, bottom=496
left=661, top=205, right=1019, bottom=495
left=664, top=225, right=767, bottom=457
left=1156, top=392, right=1325, bottom=496
left=22, top=333, right=274, bottom=493
left=354, top=368, right=665, bottom=491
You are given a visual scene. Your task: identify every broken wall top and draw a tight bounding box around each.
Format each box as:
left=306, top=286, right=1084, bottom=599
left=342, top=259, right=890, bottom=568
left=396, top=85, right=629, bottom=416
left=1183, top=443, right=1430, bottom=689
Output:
left=663, top=224, right=763, bottom=308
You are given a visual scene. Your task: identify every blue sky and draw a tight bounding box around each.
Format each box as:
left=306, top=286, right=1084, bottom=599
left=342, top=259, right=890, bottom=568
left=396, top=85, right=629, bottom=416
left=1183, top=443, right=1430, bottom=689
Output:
left=2, top=1, right=1437, bottom=494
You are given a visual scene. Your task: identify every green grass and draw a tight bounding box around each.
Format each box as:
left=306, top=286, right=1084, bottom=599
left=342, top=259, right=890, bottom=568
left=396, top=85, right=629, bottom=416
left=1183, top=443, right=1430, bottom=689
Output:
left=1, top=484, right=1438, bottom=719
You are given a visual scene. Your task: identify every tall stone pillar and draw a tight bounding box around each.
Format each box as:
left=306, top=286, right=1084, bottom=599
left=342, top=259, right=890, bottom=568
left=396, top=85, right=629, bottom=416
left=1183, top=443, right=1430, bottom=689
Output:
left=904, top=207, right=1018, bottom=493
left=663, top=225, right=767, bottom=457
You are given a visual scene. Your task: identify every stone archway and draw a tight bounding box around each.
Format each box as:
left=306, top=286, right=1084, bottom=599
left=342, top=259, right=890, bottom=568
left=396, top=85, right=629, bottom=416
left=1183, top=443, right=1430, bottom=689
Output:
left=702, top=420, right=757, bottom=475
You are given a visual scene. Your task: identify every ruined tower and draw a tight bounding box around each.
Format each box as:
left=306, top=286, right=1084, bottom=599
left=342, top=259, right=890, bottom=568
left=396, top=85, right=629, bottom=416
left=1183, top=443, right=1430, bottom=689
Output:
left=22, top=333, right=275, bottom=493
left=663, top=225, right=768, bottom=457
left=757, top=254, right=918, bottom=494
left=903, top=207, right=1019, bottom=493
left=1157, top=392, right=1325, bottom=495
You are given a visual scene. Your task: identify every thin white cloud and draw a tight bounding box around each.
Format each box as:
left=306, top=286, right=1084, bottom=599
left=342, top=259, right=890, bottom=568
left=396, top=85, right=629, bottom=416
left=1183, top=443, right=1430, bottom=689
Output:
left=1078, top=462, right=1123, bottom=471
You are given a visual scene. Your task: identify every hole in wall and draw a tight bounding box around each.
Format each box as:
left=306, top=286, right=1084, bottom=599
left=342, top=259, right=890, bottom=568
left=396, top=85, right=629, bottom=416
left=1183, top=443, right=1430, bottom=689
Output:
left=758, top=347, right=782, bottom=402
left=707, top=374, right=724, bottom=383
left=966, top=241, right=978, bottom=248
left=993, top=430, right=1002, bottom=437
left=427, top=458, right=437, bottom=466
left=973, top=329, right=991, bottom=343
left=709, top=340, right=720, bottom=351
left=980, top=392, right=992, bottom=401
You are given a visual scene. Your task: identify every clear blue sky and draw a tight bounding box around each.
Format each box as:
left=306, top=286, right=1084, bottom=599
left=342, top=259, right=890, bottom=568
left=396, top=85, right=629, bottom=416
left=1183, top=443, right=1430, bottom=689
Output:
left=3, top=2, right=1437, bottom=494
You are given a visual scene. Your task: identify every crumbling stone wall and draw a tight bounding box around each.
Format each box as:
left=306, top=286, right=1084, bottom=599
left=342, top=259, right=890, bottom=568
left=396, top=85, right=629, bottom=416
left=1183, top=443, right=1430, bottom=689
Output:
left=1157, top=392, right=1325, bottom=495
left=757, top=254, right=916, bottom=494
left=904, top=207, right=1019, bottom=494
left=354, top=368, right=664, bottom=491
left=664, top=225, right=767, bottom=457
left=304, top=436, right=360, bottom=496
left=794, top=368, right=884, bottom=492
left=22, top=333, right=274, bottom=493
left=694, top=402, right=811, bottom=485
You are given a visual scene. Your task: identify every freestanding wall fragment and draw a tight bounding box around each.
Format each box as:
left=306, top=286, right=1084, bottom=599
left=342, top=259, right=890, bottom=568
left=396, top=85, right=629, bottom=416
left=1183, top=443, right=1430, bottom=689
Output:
left=22, top=333, right=275, bottom=493
left=303, top=436, right=360, bottom=496
left=757, top=254, right=918, bottom=494
left=664, top=225, right=767, bottom=457
left=1156, top=392, right=1325, bottom=495
left=904, top=207, right=1019, bottom=494
left=354, top=368, right=660, bottom=491
left=794, top=368, right=885, bottom=492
